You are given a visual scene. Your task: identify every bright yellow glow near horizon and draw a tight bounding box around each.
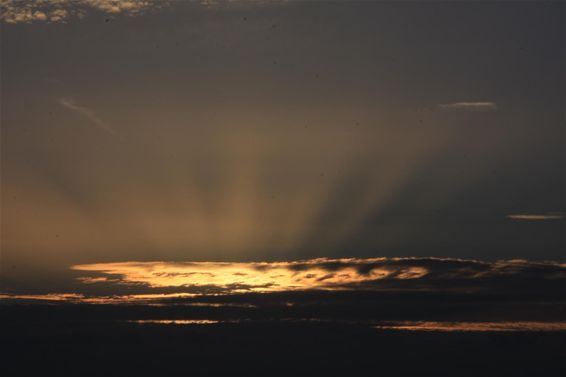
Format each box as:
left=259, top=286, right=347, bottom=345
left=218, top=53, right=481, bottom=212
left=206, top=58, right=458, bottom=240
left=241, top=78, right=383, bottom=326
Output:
left=71, top=258, right=430, bottom=293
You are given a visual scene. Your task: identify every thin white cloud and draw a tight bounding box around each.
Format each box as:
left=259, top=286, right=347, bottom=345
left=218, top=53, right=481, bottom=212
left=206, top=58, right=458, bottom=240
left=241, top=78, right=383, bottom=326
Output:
left=58, top=98, right=114, bottom=134
left=507, top=213, right=564, bottom=221
left=0, top=0, right=164, bottom=24
left=438, top=102, right=498, bottom=112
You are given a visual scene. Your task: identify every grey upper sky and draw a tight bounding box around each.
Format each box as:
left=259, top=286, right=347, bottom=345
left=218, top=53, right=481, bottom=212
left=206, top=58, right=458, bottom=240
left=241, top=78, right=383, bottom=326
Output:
left=0, top=1, right=564, bottom=293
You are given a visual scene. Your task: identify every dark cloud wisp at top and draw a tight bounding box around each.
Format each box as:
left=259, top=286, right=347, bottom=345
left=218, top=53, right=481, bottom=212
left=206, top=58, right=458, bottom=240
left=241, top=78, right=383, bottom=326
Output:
left=0, top=0, right=165, bottom=24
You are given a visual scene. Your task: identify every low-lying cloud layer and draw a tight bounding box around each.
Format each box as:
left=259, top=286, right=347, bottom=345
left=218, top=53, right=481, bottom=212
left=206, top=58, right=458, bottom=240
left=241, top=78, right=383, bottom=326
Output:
left=65, top=257, right=566, bottom=297
left=2, top=258, right=565, bottom=304
left=2, top=257, right=565, bottom=327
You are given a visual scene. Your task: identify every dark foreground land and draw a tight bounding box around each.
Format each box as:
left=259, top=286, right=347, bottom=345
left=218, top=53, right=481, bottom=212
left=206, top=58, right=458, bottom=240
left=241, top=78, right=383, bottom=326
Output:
left=1, top=291, right=565, bottom=376
left=1, top=317, right=564, bottom=376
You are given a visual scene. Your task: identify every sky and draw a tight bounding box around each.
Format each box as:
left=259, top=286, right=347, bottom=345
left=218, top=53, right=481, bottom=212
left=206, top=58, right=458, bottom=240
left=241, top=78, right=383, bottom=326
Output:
left=0, top=0, right=564, bottom=297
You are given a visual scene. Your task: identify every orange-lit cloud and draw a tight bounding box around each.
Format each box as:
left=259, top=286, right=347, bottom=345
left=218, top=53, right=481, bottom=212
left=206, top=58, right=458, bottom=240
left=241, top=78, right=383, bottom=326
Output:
left=129, top=319, right=219, bottom=325
left=68, top=257, right=566, bottom=295
left=374, top=321, right=566, bottom=332
left=0, top=292, right=197, bottom=304
left=72, top=258, right=416, bottom=293
left=0, top=293, right=84, bottom=302
left=77, top=277, right=112, bottom=284
left=1, top=257, right=564, bottom=305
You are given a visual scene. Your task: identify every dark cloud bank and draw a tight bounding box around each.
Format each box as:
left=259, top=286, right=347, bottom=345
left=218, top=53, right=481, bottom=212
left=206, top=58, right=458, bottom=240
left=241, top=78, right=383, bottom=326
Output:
left=2, top=257, right=565, bottom=324
left=2, top=257, right=565, bottom=299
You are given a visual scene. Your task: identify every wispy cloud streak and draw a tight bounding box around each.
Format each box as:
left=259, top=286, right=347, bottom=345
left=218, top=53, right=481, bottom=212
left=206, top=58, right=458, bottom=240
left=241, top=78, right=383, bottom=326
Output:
left=438, top=102, right=497, bottom=111
left=58, top=98, right=115, bottom=134
left=374, top=321, right=566, bottom=332
left=507, top=213, right=564, bottom=221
